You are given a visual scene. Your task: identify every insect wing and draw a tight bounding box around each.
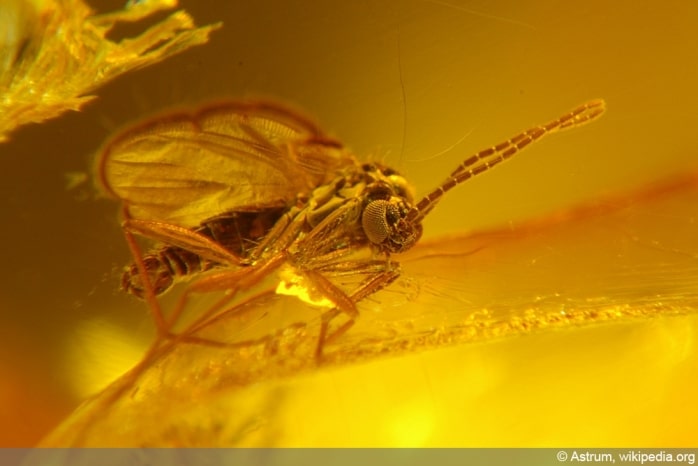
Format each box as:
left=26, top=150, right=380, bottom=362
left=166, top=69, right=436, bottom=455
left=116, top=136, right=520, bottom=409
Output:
left=97, top=101, right=354, bottom=227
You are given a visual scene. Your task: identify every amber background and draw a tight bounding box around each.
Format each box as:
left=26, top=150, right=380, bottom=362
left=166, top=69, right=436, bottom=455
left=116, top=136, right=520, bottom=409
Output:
left=1, top=0, right=697, bottom=446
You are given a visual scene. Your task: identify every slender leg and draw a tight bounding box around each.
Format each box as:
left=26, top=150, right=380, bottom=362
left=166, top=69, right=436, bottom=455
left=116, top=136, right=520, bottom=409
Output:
left=123, top=218, right=244, bottom=266
left=167, top=289, right=279, bottom=349
left=168, top=252, right=289, bottom=337
left=314, top=267, right=401, bottom=361
left=121, top=207, right=169, bottom=337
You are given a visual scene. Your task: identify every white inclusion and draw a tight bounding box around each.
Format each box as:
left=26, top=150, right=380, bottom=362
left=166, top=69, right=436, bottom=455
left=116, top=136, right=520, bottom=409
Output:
left=275, top=267, right=335, bottom=309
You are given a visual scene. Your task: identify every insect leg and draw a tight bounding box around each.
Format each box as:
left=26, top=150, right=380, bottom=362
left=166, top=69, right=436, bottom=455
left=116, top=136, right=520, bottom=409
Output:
left=166, top=289, right=279, bottom=350
left=121, top=213, right=248, bottom=335
left=168, top=207, right=314, bottom=332
left=247, top=205, right=310, bottom=261
left=121, top=209, right=169, bottom=337
left=123, top=218, right=245, bottom=266
left=167, top=251, right=289, bottom=337
left=314, top=266, right=402, bottom=360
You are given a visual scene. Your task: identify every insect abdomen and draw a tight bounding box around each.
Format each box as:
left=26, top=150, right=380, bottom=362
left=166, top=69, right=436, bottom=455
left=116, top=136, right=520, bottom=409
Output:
left=122, top=246, right=210, bottom=298
left=123, top=208, right=287, bottom=298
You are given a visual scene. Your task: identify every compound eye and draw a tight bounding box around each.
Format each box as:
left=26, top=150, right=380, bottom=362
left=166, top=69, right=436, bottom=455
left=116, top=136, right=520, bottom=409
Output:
left=362, top=200, right=395, bottom=245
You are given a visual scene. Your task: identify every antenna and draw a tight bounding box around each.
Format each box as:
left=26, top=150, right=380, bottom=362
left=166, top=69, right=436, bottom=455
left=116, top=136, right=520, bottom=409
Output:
left=406, top=99, right=606, bottom=222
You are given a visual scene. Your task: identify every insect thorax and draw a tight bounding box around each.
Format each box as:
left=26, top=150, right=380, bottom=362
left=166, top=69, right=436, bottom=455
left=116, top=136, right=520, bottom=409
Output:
left=305, top=161, right=422, bottom=255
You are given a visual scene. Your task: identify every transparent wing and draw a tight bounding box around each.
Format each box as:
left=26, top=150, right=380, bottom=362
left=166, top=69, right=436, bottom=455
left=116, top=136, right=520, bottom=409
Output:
left=97, top=101, right=355, bottom=227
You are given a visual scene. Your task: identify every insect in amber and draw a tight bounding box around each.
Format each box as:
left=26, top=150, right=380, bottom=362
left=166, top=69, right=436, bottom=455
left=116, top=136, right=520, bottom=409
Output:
left=97, top=99, right=605, bottom=353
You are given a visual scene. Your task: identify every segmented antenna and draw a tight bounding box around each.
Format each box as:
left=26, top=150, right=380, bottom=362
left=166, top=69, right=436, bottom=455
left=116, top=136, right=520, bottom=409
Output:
left=406, top=99, right=606, bottom=222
